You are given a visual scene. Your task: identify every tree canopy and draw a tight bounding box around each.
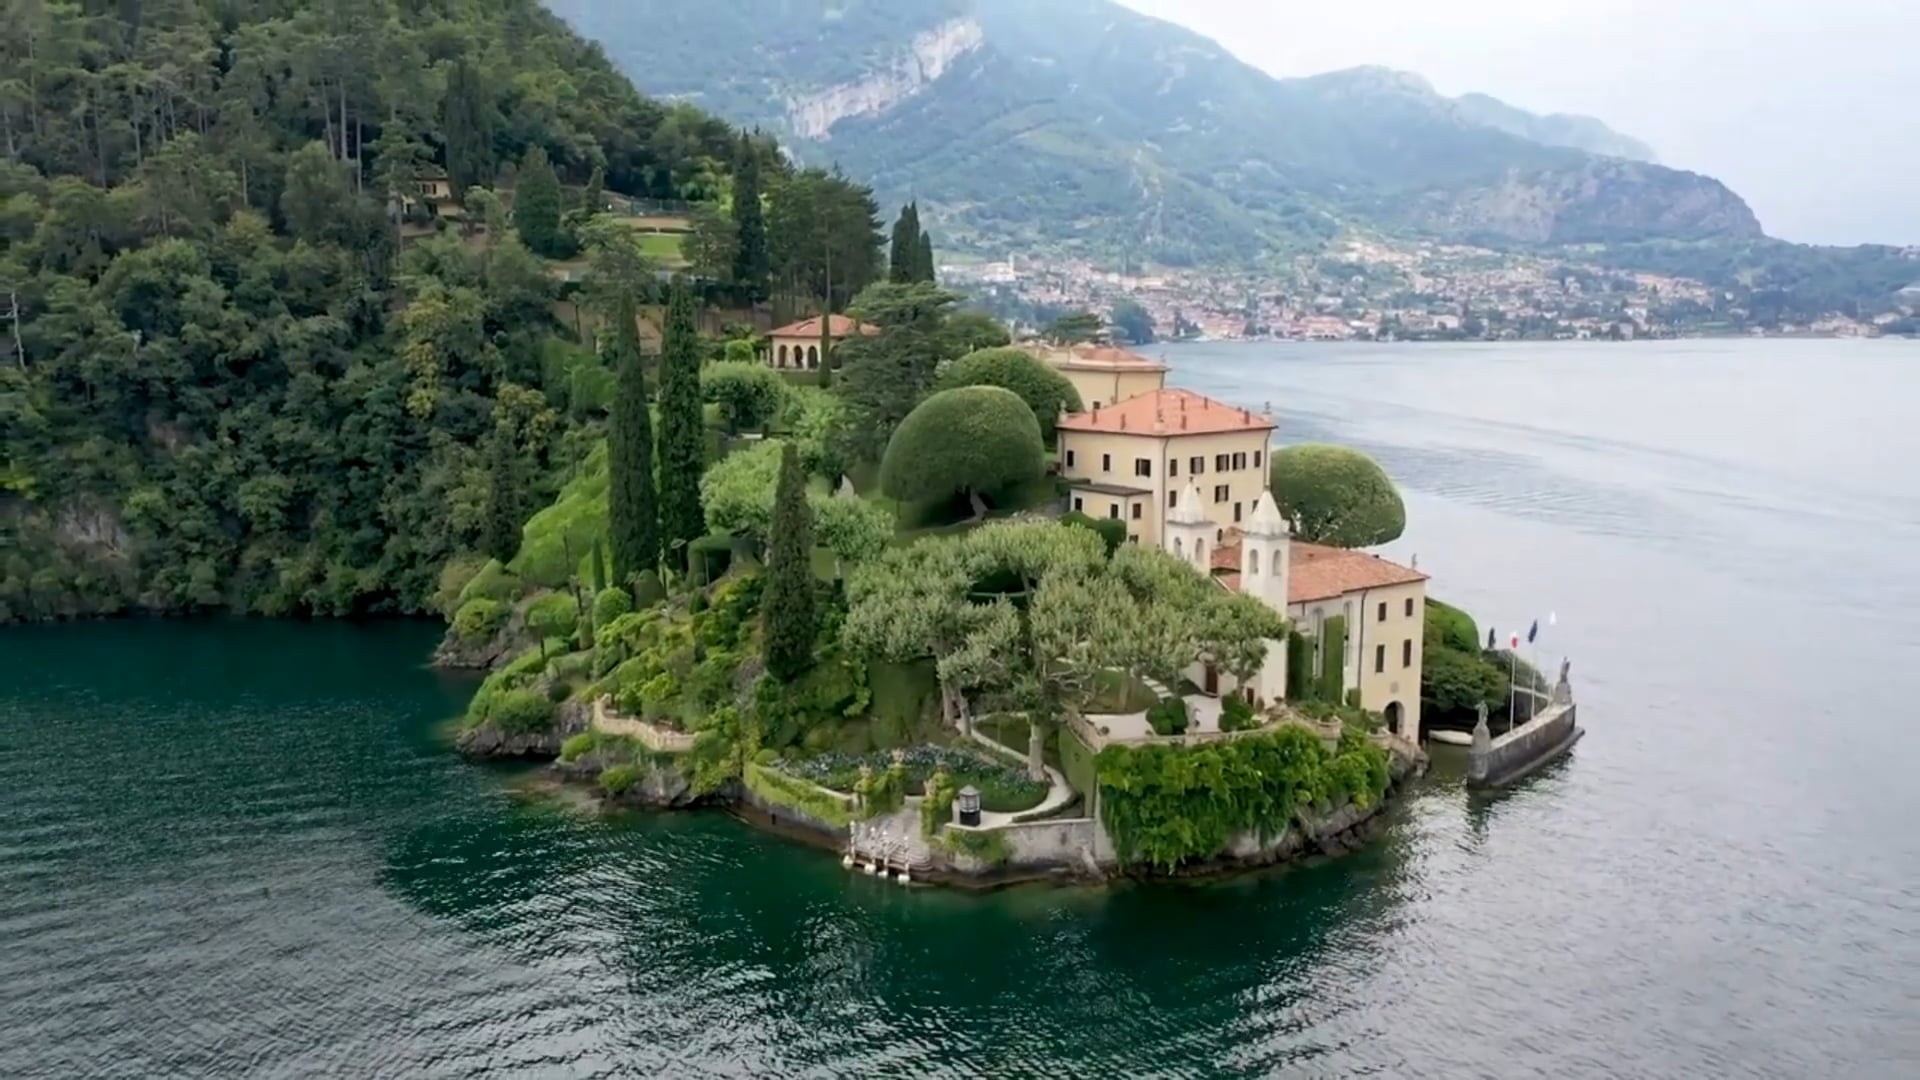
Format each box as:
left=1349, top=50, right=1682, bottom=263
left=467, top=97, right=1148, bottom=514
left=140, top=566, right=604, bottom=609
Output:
left=937, top=347, right=1083, bottom=440
left=1268, top=444, right=1407, bottom=548
left=880, top=387, right=1045, bottom=506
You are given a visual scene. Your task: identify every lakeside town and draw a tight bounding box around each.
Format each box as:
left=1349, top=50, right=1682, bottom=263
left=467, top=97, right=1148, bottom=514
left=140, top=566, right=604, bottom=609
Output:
left=948, top=237, right=1920, bottom=343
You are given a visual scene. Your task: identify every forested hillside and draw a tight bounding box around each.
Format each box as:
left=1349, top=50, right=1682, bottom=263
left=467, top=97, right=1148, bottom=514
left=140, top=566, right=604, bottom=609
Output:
left=0, top=0, right=878, bottom=621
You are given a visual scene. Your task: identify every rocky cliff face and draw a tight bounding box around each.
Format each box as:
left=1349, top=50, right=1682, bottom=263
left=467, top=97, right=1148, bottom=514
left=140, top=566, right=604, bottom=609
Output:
left=1417, top=159, right=1764, bottom=245
left=785, top=16, right=984, bottom=139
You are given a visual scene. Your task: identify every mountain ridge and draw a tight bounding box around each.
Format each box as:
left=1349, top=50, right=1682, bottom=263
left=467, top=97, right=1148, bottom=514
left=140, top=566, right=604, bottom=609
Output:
left=547, top=0, right=1753, bottom=262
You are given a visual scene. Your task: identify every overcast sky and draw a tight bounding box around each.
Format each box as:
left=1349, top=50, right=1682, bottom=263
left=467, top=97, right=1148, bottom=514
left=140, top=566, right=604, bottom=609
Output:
left=1117, top=0, right=1918, bottom=247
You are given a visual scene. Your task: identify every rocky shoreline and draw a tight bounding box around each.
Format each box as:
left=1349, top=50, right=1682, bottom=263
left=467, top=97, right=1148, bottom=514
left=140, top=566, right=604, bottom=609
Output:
left=455, top=714, right=1426, bottom=890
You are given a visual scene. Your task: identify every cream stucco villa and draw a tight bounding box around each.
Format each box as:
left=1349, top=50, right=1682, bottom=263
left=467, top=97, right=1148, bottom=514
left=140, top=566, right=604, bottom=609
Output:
left=763, top=314, right=878, bottom=370
left=1053, top=386, right=1429, bottom=741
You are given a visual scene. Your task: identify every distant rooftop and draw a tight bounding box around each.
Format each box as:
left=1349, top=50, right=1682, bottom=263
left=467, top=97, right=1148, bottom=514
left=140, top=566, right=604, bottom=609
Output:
left=1020, top=342, right=1169, bottom=373
left=1213, top=539, right=1427, bottom=603
left=769, top=314, right=879, bottom=338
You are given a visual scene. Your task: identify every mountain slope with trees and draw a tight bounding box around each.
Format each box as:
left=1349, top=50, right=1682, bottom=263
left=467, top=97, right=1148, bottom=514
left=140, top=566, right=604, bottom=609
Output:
left=0, top=0, right=877, bottom=622
left=548, top=0, right=1757, bottom=265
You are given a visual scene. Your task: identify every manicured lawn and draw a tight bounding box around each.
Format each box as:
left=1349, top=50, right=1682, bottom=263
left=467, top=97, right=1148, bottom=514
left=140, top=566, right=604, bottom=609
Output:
left=974, top=715, right=1063, bottom=775
left=634, top=232, right=685, bottom=263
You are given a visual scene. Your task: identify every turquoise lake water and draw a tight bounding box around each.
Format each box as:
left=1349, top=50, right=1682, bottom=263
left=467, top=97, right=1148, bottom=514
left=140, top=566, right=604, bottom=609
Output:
left=3, top=339, right=1916, bottom=1077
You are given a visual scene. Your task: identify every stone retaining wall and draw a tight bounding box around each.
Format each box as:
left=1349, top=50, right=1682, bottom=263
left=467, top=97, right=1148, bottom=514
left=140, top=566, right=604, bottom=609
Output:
left=1469, top=701, right=1581, bottom=787
left=592, top=697, right=698, bottom=753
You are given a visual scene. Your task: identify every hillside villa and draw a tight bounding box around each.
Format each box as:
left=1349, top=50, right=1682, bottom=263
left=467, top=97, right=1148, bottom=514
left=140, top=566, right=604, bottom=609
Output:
left=764, top=314, right=879, bottom=370
left=1054, top=387, right=1428, bottom=741
left=1020, top=341, right=1169, bottom=410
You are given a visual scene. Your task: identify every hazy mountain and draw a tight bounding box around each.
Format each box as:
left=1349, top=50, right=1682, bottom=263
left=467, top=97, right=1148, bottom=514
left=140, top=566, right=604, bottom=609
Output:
left=1453, top=92, right=1658, bottom=163
left=549, top=0, right=1757, bottom=262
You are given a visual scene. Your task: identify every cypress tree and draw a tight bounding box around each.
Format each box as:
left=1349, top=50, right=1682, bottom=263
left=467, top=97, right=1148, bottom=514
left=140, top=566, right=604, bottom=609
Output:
left=656, top=278, right=707, bottom=569
left=888, top=202, right=920, bottom=283
left=916, top=228, right=935, bottom=283
left=441, top=59, right=495, bottom=197
left=762, top=442, right=818, bottom=680
left=732, top=139, right=770, bottom=301
left=513, top=146, right=564, bottom=257
left=817, top=304, right=834, bottom=389
left=483, top=427, right=523, bottom=565
left=607, top=298, right=659, bottom=584
left=590, top=536, right=608, bottom=595
left=584, top=165, right=606, bottom=217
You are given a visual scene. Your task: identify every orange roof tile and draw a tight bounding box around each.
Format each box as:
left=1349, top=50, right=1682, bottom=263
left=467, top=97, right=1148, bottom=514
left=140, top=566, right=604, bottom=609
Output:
left=1056, top=388, right=1275, bottom=437
left=770, top=314, right=879, bottom=338
left=1213, top=539, right=1427, bottom=604
left=1017, top=342, right=1170, bottom=372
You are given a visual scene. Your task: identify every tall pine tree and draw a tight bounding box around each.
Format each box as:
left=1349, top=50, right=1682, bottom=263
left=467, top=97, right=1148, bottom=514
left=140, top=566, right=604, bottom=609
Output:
left=762, top=442, right=818, bottom=680
left=441, top=59, right=495, bottom=197
left=732, top=138, right=770, bottom=301
left=513, top=146, right=565, bottom=258
left=483, top=426, right=523, bottom=565
left=607, top=298, right=660, bottom=584
left=656, top=278, right=707, bottom=570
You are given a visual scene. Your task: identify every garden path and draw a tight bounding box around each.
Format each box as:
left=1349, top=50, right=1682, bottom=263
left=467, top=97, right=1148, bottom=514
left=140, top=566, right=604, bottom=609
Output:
left=963, top=726, right=1077, bottom=827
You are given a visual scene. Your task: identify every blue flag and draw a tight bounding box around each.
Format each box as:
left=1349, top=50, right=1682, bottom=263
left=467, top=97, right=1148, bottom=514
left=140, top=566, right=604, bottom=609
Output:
left=1526, top=620, right=1539, bottom=644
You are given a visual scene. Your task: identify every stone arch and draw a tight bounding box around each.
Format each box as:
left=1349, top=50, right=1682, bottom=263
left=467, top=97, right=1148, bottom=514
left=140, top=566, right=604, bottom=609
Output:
left=1384, top=700, right=1405, bottom=736
left=1173, top=537, right=1184, bottom=558
left=1196, top=537, right=1207, bottom=567
left=1271, top=549, right=1283, bottom=575
left=777, top=344, right=789, bottom=367
left=1245, top=546, right=1259, bottom=577
left=807, top=345, right=820, bottom=369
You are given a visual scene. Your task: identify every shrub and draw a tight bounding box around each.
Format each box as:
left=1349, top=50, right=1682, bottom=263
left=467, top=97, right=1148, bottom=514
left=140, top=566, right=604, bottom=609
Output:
left=433, top=554, right=491, bottom=617
left=1146, top=697, right=1190, bottom=736
left=1425, top=598, right=1480, bottom=654
left=936, top=347, right=1082, bottom=439
left=880, top=386, right=1045, bottom=505
left=599, top=763, right=642, bottom=796
left=1268, top=444, right=1406, bottom=548
left=453, top=597, right=507, bottom=641
left=592, top=586, right=633, bottom=628
left=489, top=689, right=554, bottom=734
left=702, top=361, right=789, bottom=433
left=456, top=558, right=523, bottom=607
left=559, top=732, right=598, bottom=762
left=1061, top=510, right=1126, bottom=557
left=524, top=592, right=578, bottom=642
left=509, top=443, right=610, bottom=588
left=1220, top=694, right=1258, bottom=732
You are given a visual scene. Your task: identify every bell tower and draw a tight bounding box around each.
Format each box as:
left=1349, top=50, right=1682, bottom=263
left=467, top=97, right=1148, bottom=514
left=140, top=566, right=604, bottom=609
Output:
left=1162, top=481, right=1214, bottom=574
left=1240, top=490, right=1291, bottom=615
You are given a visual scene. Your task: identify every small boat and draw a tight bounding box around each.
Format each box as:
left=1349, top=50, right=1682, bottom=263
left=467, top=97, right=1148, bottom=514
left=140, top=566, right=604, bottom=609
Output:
left=1427, top=729, right=1473, bottom=747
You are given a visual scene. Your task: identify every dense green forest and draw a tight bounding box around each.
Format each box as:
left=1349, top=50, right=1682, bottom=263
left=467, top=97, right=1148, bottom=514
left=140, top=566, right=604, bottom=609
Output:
left=0, top=0, right=880, bottom=621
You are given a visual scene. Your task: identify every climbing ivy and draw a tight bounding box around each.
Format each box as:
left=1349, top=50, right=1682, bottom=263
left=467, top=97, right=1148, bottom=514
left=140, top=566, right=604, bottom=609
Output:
left=1094, top=725, right=1391, bottom=870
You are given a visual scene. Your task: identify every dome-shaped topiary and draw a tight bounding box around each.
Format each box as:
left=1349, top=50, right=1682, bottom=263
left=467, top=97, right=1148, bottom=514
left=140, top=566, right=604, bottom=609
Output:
left=937, top=347, right=1083, bottom=439
left=880, top=386, right=1046, bottom=505
left=1268, top=444, right=1406, bottom=548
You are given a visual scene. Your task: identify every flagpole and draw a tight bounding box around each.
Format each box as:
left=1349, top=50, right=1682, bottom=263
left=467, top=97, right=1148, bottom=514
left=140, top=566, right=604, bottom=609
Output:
left=1507, top=648, right=1516, bottom=733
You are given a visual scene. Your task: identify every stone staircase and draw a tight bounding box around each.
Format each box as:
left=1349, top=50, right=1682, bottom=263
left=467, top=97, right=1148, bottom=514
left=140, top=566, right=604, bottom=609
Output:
left=844, top=808, right=931, bottom=884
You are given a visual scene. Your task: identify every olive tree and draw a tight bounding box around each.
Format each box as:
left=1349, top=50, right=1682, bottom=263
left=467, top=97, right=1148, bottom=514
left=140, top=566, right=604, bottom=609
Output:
left=1268, top=444, right=1407, bottom=548
left=880, top=386, right=1044, bottom=514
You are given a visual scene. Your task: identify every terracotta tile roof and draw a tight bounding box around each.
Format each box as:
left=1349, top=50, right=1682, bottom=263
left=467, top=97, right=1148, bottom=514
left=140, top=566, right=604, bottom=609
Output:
left=1212, top=539, right=1427, bottom=604
left=769, top=314, right=879, bottom=338
left=1056, top=388, right=1275, bottom=437
left=1018, top=342, right=1170, bottom=372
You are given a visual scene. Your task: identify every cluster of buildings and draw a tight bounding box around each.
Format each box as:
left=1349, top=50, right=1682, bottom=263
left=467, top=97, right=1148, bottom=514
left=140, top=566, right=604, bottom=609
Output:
left=1031, top=343, right=1430, bottom=741
left=945, top=238, right=1919, bottom=341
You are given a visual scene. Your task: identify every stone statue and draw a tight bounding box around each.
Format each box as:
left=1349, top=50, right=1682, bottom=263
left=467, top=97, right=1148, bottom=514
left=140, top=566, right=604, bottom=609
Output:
left=1473, top=702, right=1490, bottom=736
left=1552, top=658, right=1574, bottom=705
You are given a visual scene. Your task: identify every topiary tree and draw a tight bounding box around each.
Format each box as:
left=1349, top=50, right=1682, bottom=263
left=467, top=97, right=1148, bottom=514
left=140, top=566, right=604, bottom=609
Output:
left=1268, top=444, right=1407, bottom=548
left=701, top=361, right=788, bottom=434
left=937, top=347, right=1082, bottom=441
left=762, top=443, right=818, bottom=680
left=1060, top=510, right=1125, bottom=557
left=880, top=386, right=1044, bottom=512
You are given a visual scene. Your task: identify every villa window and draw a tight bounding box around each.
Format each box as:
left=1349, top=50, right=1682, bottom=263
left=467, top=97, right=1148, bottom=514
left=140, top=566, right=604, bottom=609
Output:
left=1128, top=534, right=1139, bottom=544
left=1405, top=598, right=1415, bottom=617
left=1213, top=484, right=1229, bottom=503
left=1168, top=490, right=1178, bottom=508
left=1169, top=459, right=1179, bottom=477
left=1073, top=497, right=1083, bottom=512
left=1190, top=456, right=1204, bottom=474
left=1134, top=458, right=1151, bottom=477
left=1215, top=453, right=1230, bottom=472
left=1375, top=644, right=1386, bottom=674
left=1101, top=453, right=1111, bottom=472
left=1065, top=449, right=1076, bottom=467
left=1131, top=503, right=1143, bottom=520
left=1233, top=502, right=1243, bottom=523
left=1403, top=639, right=1413, bottom=668
left=1378, top=601, right=1388, bottom=623
left=1108, top=504, right=1120, bottom=519
left=1231, top=452, right=1247, bottom=469
left=1254, top=450, right=1263, bottom=468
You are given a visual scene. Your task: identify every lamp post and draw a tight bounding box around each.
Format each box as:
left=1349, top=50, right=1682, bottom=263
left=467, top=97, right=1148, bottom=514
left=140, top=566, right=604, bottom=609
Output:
left=956, top=785, right=981, bottom=827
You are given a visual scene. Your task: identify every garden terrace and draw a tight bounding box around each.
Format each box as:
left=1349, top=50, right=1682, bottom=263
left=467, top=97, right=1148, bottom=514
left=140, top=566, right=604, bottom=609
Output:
left=767, top=746, right=1049, bottom=814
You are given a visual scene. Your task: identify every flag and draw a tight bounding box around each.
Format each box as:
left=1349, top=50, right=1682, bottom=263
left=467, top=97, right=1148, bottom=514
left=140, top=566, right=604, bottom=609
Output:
left=1527, top=619, right=1539, bottom=644
left=1548, top=611, right=1558, bottom=627
left=1509, top=632, right=1520, bottom=650
left=1487, top=627, right=1495, bottom=649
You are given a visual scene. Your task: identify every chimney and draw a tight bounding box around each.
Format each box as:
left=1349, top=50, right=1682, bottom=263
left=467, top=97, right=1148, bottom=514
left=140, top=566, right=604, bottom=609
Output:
left=1091, top=404, right=1100, bottom=422
left=1180, top=414, right=1188, bottom=431
left=1120, top=415, right=1128, bottom=430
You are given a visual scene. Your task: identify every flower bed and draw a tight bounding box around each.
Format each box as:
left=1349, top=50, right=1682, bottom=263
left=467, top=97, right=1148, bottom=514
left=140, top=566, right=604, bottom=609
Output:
left=771, top=745, right=1047, bottom=812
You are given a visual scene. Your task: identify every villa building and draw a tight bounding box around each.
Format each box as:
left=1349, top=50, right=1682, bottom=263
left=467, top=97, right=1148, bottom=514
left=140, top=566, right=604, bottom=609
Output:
left=1055, top=388, right=1275, bottom=549
left=764, top=314, right=877, bottom=370
left=1021, top=342, right=1168, bottom=410
left=1055, top=386, right=1428, bottom=739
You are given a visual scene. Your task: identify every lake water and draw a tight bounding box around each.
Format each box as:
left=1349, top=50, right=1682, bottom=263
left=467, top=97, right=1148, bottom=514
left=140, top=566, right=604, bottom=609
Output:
left=4, top=339, right=1918, bottom=1078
